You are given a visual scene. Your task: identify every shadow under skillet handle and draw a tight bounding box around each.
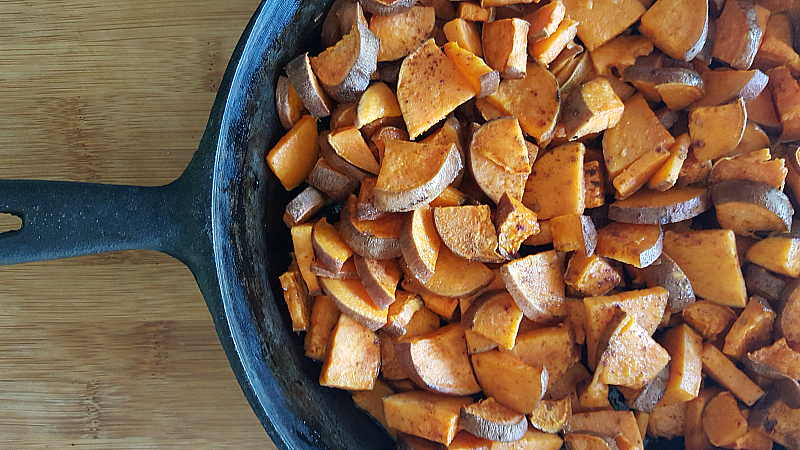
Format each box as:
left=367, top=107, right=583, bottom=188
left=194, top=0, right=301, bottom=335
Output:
left=0, top=178, right=194, bottom=265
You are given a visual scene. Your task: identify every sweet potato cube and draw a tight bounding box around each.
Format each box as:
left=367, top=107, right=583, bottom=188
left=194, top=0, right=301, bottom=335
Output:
left=383, top=391, right=472, bottom=445
left=494, top=193, right=539, bottom=258
left=648, top=133, right=691, bottom=192
left=471, top=349, right=549, bottom=415
left=638, top=0, right=708, bottom=61
left=457, top=2, right=492, bottom=21
left=747, top=86, right=782, bottom=132
left=649, top=402, right=687, bottom=439
left=291, top=223, right=322, bottom=295
left=308, top=157, right=359, bottom=201
left=523, top=142, right=585, bottom=220
left=461, top=291, right=523, bottom=350
left=279, top=270, right=312, bottom=332
left=276, top=75, right=307, bottom=130
left=663, top=230, right=748, bottom=308
left=471, top=117, right=530, bottom=175
left=565, top=253, right=621, bottom=297
left=312, top=218, right=353, bottom=273
left=584, top=161, right=606, bottom=209
left=443, top=42, right=499, bottom=98
left=723, top=296, right=775, bottom=359
left=395, top=323, right=481, bottom=395
left=550, top=214, right=597, bottom=257
left=567, top=410, right=643, bottom=450
left=578, top=368, right=612, bottom=409
left=748, top=337, right=800, bottom=381
left=397, top=39, right=477, bottom=139
left=501, top=250, right=567, bottom=323
left=319, top=277, right=388, bottom=331
left=702, top=391, right=749, bottom=447
left=284, top=186, right=326, bottom=228
left=595, top=222, right=663, bottom=269
left=528, top=18, right=578, bottom=68
left=434, top=204, right=503, bottom=263
left=709, top=147, right=788, bottom=189
left=370, top=6, right=436, bottom=62
left=523, top=0, right=565, bottom=43
left=560, top=0, right=646, bottom=51
left=486, top=62, right=561, bottom=144
left=746, top=235, right=800, bottom=277
left=584, top=287, right=669, bottom=368
left=676, top=147, right=712, bottom=186
left=713, top=0, right=763, bottom=70
left=684, top=387, right=722, bottom=450
left=682, top=300, right=737, bottom=341
left=327, top=126, right=381, bottom=174
left=351, top=380, right=396, bottom=438
left=304, top=295, right=341, bottom=361
left=482, top=18, right=530, bottom=79
left=564, top=433, right=618, bottom=449
left=501, top=324, right=579, bottom=380
left=657, top=324, right=703, bottom=406
left=590, top=35, right=654, bottom=77
left=562, top=77, right=625, bottom=141
left=443, top=18, right=483, bottom=57
left=319, top=314, right=380, bottom=390
left=769, top=66, right=800, bottom=142
left=596, top=308, right=671, bottom=389
left=422, top=246, right=494, bottom=297
left=701, top=343, right=764, bottom=406
left=613, top=146, right=671, bottom=200
left=603, top=93, right=675, bottom=180
left=355, top=82, right=402, bottom=130
left=689, top=98, right=748, bottom=161
left=750, top=398, right=800, bottom=448
left=266, top=115, right=320, bottom=190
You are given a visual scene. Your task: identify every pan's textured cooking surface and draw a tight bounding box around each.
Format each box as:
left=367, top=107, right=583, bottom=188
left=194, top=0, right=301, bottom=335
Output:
left=0, top=0, right=270, bottom=447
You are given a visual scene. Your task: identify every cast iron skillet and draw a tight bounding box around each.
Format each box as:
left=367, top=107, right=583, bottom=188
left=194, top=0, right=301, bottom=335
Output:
left=0, top=0, right=392, bottom=448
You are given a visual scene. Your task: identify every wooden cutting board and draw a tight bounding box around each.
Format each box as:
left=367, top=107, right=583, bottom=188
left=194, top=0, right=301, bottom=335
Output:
left=0, top=1, right=277, bottom=447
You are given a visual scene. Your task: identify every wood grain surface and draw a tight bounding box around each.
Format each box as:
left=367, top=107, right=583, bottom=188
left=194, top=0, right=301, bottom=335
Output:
left=0, top=1, right=277, bottom=447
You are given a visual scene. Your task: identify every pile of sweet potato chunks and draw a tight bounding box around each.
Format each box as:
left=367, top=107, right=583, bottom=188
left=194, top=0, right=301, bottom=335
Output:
left=267, top=0, right=800, bottom=447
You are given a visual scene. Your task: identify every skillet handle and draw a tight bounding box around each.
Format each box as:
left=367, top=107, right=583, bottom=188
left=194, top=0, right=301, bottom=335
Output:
left=0, top=177, right=206, bottom=265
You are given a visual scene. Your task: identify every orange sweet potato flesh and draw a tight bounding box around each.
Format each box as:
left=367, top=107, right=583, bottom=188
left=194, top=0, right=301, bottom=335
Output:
left=384, top=391, right=472, bottom=445
left=319, top=314, right=381, bottom=390
left=266, top=115, right=320, bottom=190
left=701, top=343, right=765, bottom=406
left=561, top=0, right=646, bottom=51
left=471, top=349, right=548, bottom=415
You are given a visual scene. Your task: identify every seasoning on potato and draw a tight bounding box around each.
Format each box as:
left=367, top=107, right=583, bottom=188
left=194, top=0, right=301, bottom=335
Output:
left=267, top=0, right=800, bottom=448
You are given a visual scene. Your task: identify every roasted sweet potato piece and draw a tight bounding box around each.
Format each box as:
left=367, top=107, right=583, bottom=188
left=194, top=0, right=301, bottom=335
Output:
left=308, top=158, right=359, bottom=201
left=523, top=0, right=565, bottom=43
left=384, top=391, right=472, bottom=445
left=383, top=290, right=423, bottom=338
left=319, top=276, right=388, bottom=331
left=502, top=324, right=580, bottom=380
left=305, top=295, right=341, bottom=361
left=603, top=93, right=675, bottom=180
left=663, top=229, right=748, bottom=307
left=595, top=222, right=663, bottom=268
left=266, top=115, right=320, bottom=191
left=694, top=68, right=769, bottom=109
left=443, top=18, right=483, bottom=57
left=359, top=0, right=415, bottom=16
left=319, top=130, right=369, bottom=182
left=565, top=253, right=622, bottom=297
left=311, top=17, right=380, bottom=102
left=529, top=18, right=579, bottom=68
left=723, top=296, right=775, bottom=359
left=588, top=35, right=653, bottom=78
left=649, top=401, right=687, bottom=439
left=279, top=270, right=312, bottom=332
left=711, top=179, right=793, bottom=235
left=312, top=217, right=353, bottom=274
left=682, top=300, right=737, bottom=341
left=456, top=2, right=493, bottom=21
left=395, top=323, right=481, bottom=395
left=639, top=0, right=708, bottom=61
left=375, top=140, right=461, bottom=213
left=769, top=66, right=800, bottom=142
left=471, top=349, right=549, bottom=415
left=713, top=0, right=763, bottom=70
left=584, top=287, right=669, bottom=368
left=370, top=6, right=436, bottom=63
left=433, top=205, right=503, bottom=263
left=421, top=246, right=494, bottom=297
left=486, top=62, right=561, bottom=144
left=639, top=253, right=696, bottom=313
left=583, top=161, right=606, bottom=209
left=560, top=0, right=646, bottom=51
left=286, top=53, right=334, bottom=119
left=276, top=75, right=307, bottom=130
left=550, top=214, right=597, bottom=257
left=745, top=263, right=787, bottom=303
left=564, top=432, right=618, bottom=449
left=701, top=391, right=749, bottom=447
left=710, top=148, right=788, bottom=189
left=529, top=397, right=571, bottom=434
left=748, top=337, right=800, bottom=380
left=747, top=234, right=800, bottom=279
left=747, top=86, right=782, bottom=134
left=340, top=195, right=403, bottom=259
left=354, top=255, right=401, bottom=310
left=702, top=343, right=765, bottom=406
left=689, top=98, right=748, bottom=162
left=284, top=186, right=327, bottom=228
left=523, top=142, right=586, bottom=220
left=501, top=250, right=567, bottom=323
left=656, top=324, right=703, bottom=407
left=399, top=205, right=440, bottom=284
left=319, top=314, right=381, bottom=390
left=494, top=193, right=539, bottom=258
left=443, top=42, right=499, bottom=99
left=461, top=290, right=523, bottom=351
left=653, top=68, right=706, bottom=111
left=482, top=18, right=530, bottom=79
left=750, top=397, right=800, bottom=449
left=562, top=77, right=625, bottom=141
left=397, top=39, right=477, bottom=139
left=328, top=126, right=381, bottom=174
left=646, top=134, right=691, bottom=191
left=355, top=82, right=403, bottom=130
left=567, top=410, right=643, bottom=450
left=609, top=186, right=711, bottom=226
left=291, top=223, right=322, bottom=295
left=613, top=146, right=672, bottom=200
left=460, top=397, right=527, bottom=443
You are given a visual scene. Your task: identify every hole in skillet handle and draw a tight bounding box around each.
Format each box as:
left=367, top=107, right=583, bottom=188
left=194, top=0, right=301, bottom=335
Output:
left=0, top=213, right=22, bottom=234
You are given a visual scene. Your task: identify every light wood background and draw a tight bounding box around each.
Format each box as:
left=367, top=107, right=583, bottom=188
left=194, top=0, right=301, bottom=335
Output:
left=0, top=1, right=278, bottom=447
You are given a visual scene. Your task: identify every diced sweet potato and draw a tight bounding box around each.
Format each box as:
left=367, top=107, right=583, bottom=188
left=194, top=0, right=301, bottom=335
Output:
left=319, top=314, right=381, bottom=390
left=494, top=193, right=539, bottom=258
left=567, top=410, right=643, bottom=450
left=501, top=250, right=567, bottom=323
left=649, top=401, right=687, bottom=439
left=590, top=35, right=654, bottom=77
left=305, top=295, right=341, bottom=361
left=713, top=0, right=763, bottom=70
left=383, top=390, right=472, bottom=445
left=457, top=2, right=493, bottom=21
left=399, top=205, right=440, bottom=285
left=550, top=214, right=597, bottom=257
left=482, top=18, right=530, bottom=79
left=395, top=323, right=481, bottom=395
left=486, top=62, right=561, bottom=144
left=746, top=234, right=800, bottom=278
left=460, top=397, right=527, bottom=443
left=397, top=39, right=477, bottom=139
left=383, top=290, right=423, bottom=338
left=433, top=205, right=503, bottom=263
left=562, top=77, right=625, bottom=141
left=750, top=397, right=800, bottom=448
left=523, top=142, right=586, bottom=220
left=311, top=17, right=380, bottom=102
left=422, top=246, right=494, bottom=298
left=312, top=217, right=353, bottom=273
left=370, top=6, right=436, bottom=62
left=469, top=139, right=528, bottom=205
left=443, top=42, right=499, bottom=99
left=565, top=253, right=622, bottom=297
left=657, top=324, right=703, bottom=406
left=639, top=0, right=708, bottom=61
left=710, top=148, right=788, bottom=189
left=603, top=93, right=675, bottom=180
left=276, top=75, right=307, bottom=130
left=523, top=0, right=565, bottom=43
left=712, top=179, right=794, bottom=235
left=584, top=161, right=606, bottom=209
left=595, top=222, right=663, bottom=268
left=640, top=253, right=696, bottom=313
left=351, top=379, right=396, bottom=438
left=471, top=349, right=548, bottom=415
left=560, top=0, right=646, bottom=51
left=564, top=432, right=618, bottom=449
left=613, top=146, right=672, bottom=200
left=748, top=337, right=800, bottom=380
left=682, top=300, right=737, bottom=341
left=662, top=229, right=748, bottom=308
left=286, top=53, right=334, bottom=119
left=284, top=186, right=327, bottom=228
left=724, top=296, right=775, bottom=359
left=308, top=157, right=359, bottom=201
left=461, top=291, right=523, bottom=350
left=340, top=195, right=403, bottom=260
left=702, top=391, right=749, bottom=447
left=529, top=18, right=579, bottom=68
left=266, top=115, right=320, bottom=190
left=328, top=126, right=381, bottom=174
left=443, top=18, right=483, bottom=57
left=291, top=223, right=322, bottom=295
left=701, top=343, right=765, bottom=406
left=501, top=324, right=579, bottom=380
left=279, top=270, right=312, bottom=332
